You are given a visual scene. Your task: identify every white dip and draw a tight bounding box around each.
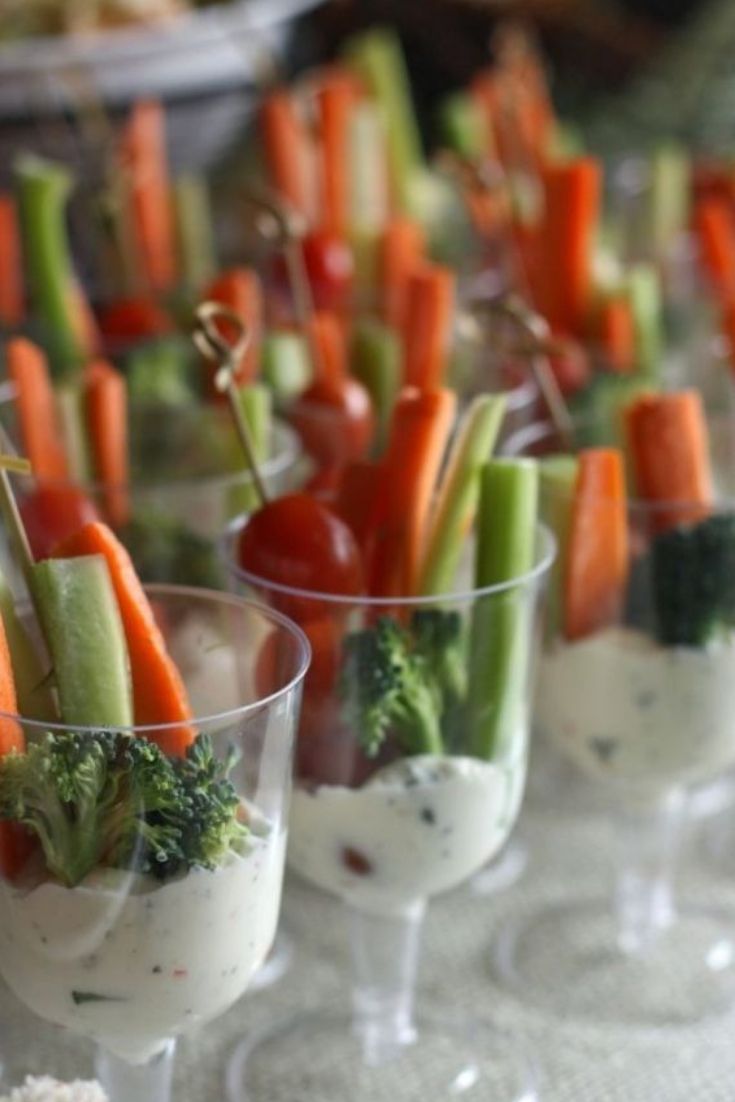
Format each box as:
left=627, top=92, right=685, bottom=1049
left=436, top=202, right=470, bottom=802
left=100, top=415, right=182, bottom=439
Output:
left=537, top=626, right=735, bottom=795
left=289, top=753, right=526, bottom=916
left=0, top=825, right=285, bottom=1065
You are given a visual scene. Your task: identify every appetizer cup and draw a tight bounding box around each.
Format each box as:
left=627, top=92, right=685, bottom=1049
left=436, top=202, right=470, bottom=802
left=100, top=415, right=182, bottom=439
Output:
left=0, top=586, right=309, bottom=1102
left=499, top=420, right=735, bottom=1023
left=224, top=525, right=554, bottom=1101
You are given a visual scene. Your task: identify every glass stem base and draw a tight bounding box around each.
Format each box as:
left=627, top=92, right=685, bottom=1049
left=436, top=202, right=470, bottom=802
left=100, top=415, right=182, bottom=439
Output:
left=95, top=1039, right=175, bottom=1102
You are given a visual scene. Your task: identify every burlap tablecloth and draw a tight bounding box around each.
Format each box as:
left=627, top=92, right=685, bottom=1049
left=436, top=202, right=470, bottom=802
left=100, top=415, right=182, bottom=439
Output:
left=1, top=773, right=734, bottom=1101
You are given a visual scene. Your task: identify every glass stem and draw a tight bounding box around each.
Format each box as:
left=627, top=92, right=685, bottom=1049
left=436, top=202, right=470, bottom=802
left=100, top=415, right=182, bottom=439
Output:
left=346, top=899, right=425, bottom=1068
left=614, top=787, right=686, bottom=955
left=95, top=1039, right=176, bottom=1102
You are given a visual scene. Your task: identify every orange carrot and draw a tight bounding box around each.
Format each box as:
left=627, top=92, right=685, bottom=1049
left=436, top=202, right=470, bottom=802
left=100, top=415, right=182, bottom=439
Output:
left=564, top=449, right=629, bottom=640
left=204, top=268, right=263, bottom=390
left=0, top=196, right=23, bottom=327
left=402, top=263, right=456, bottom=391
left=316, top=72, right=356, bottom=235
left=260, top=90, right=314, bottom=219
left=119, top=100, right=177, bottom=293
left=53, top=522, right=195, bottom=756
left=624, top=391, right=713, bottom=532
left=0, top=613, right=28, bottom=877
left=694, top=197, right=735, bottom=302
left=7, top=338, right=69, bottom=481
left=597, top=296, right=636, bottom=374
left=306, top=310, right=348, bottom=386
left=85, top=360, right=129, bottom=529
left=366, top=387, right=456, bottom=597
left=537, top=158, right=601, bottom=336
left=378, top=217, right=425, bottom=329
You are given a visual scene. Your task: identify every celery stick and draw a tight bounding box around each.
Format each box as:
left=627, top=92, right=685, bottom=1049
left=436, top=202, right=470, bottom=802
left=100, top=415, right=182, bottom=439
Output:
left=539, top=456, right=577, bottom=640
left=56, top=382, right=92, bottom=483
left=626, top=263, right=663, bottom=382
left=546, top=121, right=585, bottom=161
left=351, top=318, right=401, bottom=452
left=344, top=27, right=424, bottom=213
left=467, top=459, right=539, bottom=761
left=648, top=144, right=689, bottom=258
left=174, top=173, right=216, bottom=295
left=15, top=155, right=84, bottom=377
left=347, top=101, right=390, bottom=235
left=438, top=92, right=487, bottom=161
left=419, top=395, right=507, bottom=597
left=262, top=332, right=312, bottom=401
left=32, top=555, right=132, bottom=729
left=0, top=564, right=55, bottom=722
left=350, top=225, right=381, bottom=302
left=228, top=384, right=272, bottom=517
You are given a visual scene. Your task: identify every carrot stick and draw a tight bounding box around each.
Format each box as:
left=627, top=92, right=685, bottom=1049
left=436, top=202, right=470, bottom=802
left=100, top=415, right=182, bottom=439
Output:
left=260, top=90, right=314, bottom=219
left=316, top=71, right=356, bottom=235
left=335, top=459, right=380, bottom=550
left=118, top=100, right=177, bottom=293
left=537, top=158, right=601, bottom=336
left=366, top=387, right=456, bottom=597
left=306, top=310, right=347, bottom=386
left=204, top=268, right=263, bottom=390
left=0, top=196, right=23, bottom=327
left=564, top=448, right=629, bottom=640
left=0, top=612, right=27, bottom=878
left=85, top=360, right=130, bottom=529
left=52, top=522, right=194, bottom=756
left=402, top=263, right=455, bottom=391
left=624, top=391, right=713, bottom=532
left=597, top=295, right=636, bottom=374
left=379, top=217, right=425, bottom=329
left=693, top=197, right=735, bottom=302
left=7, top=338, right=69, bottom=481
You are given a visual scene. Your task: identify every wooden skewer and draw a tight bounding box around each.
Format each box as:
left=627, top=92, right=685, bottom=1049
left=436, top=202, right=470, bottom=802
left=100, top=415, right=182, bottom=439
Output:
left=192, top=301, right=269, bottom=509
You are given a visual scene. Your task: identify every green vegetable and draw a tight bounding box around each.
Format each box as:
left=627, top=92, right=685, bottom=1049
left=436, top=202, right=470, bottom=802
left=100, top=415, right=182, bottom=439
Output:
left=646, top=514, right=735, bottom=647
left=340, top=616, right=443, bottom=758
left=55, top=381, right=92, bottom=482
left=419, top=395, right=507, bottom=596
left=0, top=564, right=55, bottom=722
left=126, top=337, right=196, bottom=406
left=121, top=510, right=222, bottom=589
left=648, top=144, right=690, bottom=258
left=15, top=155, right=85, bottom=376
left=262, top=332, right=312, bottom=402
left=0, top=731, right=247, bottom=888
left=539, top=456, right=578, bottom=640
left=228, top=384, right=272, bottom=516
left=173, top=173, right=216, bottom=295
left=351, top=318, right=401, bottom=452
left=347, top=101, right=390, bottom=236
left=32, top=556, right=133, bottom=729
left=438, top=92, right=487, bottom=160
left=411, top=609, right=467, bottom=746
left=344, top=27, right=424, bottom=212
left=467, top=459, right=539, bottom=760
left=625, top=263, right=663, bottom=381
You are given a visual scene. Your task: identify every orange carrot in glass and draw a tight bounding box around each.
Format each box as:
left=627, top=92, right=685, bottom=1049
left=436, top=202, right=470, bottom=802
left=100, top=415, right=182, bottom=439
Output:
left=366, top=386, right=456, bottom=597
left=597, top=296, right=636, bottom=374
left=260, top=89, right=314, bottom=219
left=7, top=338, right=69, bottom=481
left=316, top=72, right=356, bottom=235
left=402, top=263, right=455, bottom=391
left=85, top=360, right=129, bottom=529
left=53, top=522, right=194, bottom=756
left=0, top=613, right=28, bottom=878
left=564, top=448, right=629, bottom=640
left=624, top=390, right=713, bottom=532
left=204, top=268, right=263, bottom=390
left=694, top=196, right=735, bottom=302
left=379, top=217, right=425, bottom=329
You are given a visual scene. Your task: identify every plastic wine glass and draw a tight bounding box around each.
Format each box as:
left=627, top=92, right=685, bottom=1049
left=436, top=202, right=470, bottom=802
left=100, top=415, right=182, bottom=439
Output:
left=222, top=524, right=554, bottom=1101
left=0, top=585, right=309, bottom=1102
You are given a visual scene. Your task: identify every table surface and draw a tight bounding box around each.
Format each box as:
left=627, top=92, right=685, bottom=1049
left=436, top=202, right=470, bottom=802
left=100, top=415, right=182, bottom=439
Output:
left=2, top=752, right=735, bottom=1101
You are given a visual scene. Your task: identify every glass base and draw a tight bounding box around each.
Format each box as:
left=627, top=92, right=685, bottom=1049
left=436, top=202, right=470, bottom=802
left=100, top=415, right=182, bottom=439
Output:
left=226, top=1009, right=537, bottom=1101
left=247, top=929, right=293, bottom=993
left=471, top=839, right=528, bottom=896
left=494, top=900, right=735, bottom=1027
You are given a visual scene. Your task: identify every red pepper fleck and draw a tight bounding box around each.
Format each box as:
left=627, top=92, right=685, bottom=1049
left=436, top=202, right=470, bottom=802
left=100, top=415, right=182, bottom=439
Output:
left=342, top=846, right=373, bottom=876
left=173, top=968, right=188, bottom=978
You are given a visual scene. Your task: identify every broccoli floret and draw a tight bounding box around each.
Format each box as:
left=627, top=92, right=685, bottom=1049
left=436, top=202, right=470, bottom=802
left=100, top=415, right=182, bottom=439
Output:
left=121, top=511, right=223, bottom=589
left=0, top=732, right=247, bottom=887
left=411, top=609, right=468, bottom=750
left=650, top=514, right=735, bottom=647
left=339, top=616, right=443, bottom=759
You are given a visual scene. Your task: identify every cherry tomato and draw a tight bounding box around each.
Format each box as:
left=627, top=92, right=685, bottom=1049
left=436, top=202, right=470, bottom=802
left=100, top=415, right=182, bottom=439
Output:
left=238, top=494, right=364, bottom=620
left=290, top=378, right=375, bottom=468
left=21, top=486, right=100, bottom=561
left=272, top=231, right=355, bottom=314
left=549, top=345, right=590, bottom=397
left=97, top=297, right=173, bottom=352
